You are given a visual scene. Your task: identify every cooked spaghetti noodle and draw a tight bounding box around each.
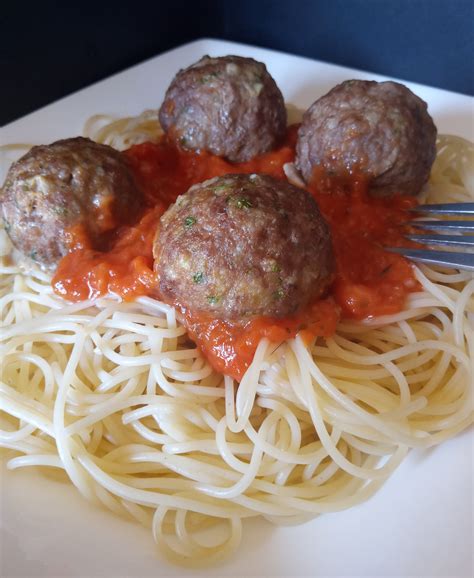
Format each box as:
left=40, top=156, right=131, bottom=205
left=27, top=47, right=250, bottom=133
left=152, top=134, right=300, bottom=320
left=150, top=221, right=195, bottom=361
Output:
left=0, top=111, right=473, bottom=567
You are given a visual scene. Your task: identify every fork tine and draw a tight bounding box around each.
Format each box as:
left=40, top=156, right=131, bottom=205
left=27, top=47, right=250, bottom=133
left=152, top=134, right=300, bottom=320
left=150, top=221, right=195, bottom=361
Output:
left=410, top=203, right=474, bottom=215
left=406, top=234, right=474, bottom=248
left=386, top=247, right=474, bottom=271
left=411, top=220, right=474, bottom=232
left=390, top=202, right=474, bottom=271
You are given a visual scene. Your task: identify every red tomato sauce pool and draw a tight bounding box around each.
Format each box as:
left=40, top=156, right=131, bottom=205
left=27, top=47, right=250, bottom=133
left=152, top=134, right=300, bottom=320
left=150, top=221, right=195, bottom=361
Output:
left=52, top=127, right=419, bottom=380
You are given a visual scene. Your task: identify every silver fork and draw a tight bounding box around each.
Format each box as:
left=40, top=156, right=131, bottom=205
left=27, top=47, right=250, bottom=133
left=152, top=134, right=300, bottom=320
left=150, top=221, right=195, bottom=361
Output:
left=387, top=203, right=474, bottom=272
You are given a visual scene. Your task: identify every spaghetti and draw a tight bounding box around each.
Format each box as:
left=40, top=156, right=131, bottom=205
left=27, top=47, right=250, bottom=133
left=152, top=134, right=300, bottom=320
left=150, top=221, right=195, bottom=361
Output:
left=0, top=111, right=473, bottom=567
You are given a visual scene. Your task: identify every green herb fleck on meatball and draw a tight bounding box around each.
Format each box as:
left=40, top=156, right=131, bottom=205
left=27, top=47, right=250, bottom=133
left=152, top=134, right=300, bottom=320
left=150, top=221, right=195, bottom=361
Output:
left=227, top=196, right=253, bottom=209
left=193, top=271, right=205, bottom=284
left=184, top=216, right=196, bottom=229
left=270, top=262, right=281, bottom=273
left=272, top=288, right=285, bottom=300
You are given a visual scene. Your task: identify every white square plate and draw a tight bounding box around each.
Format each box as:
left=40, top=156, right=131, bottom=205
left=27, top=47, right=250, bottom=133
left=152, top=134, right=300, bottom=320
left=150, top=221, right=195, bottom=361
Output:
left=1, top=38, right=473, bottom=578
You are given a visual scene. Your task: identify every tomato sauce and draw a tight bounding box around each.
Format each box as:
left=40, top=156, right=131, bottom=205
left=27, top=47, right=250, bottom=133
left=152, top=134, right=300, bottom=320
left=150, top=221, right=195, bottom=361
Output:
left=308, top=172, right=419, bottom=319
left=182, top=298, right=339, bottom=380
left=52, top=126, right=419, bottom=380
left=54, top=208, right=162, bottom=302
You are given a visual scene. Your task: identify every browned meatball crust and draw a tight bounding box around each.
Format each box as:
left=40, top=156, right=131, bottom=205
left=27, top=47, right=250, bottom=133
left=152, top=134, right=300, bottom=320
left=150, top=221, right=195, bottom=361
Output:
left=295, top=80, right=437, bottom=197
left=154, top=174, right=334, bottom=319
left=159, top=55, right=287, bottom=163
left=1, top=137, right=141, bottom=270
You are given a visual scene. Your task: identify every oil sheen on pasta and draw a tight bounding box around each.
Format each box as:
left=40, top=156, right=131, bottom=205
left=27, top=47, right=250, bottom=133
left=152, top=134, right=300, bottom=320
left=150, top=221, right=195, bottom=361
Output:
left=52, top=127, right=419, bottom=379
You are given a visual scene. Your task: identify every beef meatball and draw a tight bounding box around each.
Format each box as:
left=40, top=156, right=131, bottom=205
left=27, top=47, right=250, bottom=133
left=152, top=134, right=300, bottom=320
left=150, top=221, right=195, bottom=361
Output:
left=1, top=137, right=141, bottom=270
left=295, top=80, right=437, bottom=197
left=154, top=173, right=334, bottom=319
left=159, top=55, right=287, bottom=163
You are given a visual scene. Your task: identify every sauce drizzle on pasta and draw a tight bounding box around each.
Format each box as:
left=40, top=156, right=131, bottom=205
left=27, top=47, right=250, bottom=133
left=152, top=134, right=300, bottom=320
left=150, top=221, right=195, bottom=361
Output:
left=52, top=128, right=419, bottom=378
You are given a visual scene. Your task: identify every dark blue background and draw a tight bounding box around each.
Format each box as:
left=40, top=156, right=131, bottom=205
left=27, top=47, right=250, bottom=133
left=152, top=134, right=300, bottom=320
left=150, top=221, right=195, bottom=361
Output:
left=1, top=0, right=472, bottom=126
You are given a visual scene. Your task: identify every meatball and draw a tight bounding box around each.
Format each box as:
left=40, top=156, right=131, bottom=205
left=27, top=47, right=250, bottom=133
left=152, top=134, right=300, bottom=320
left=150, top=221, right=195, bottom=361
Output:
left=1, top=137, right=141, bottom=270
left=154, top=174, right=334, bottom=319
left=295, top=80, right=437, bottom=197
left=159, top=55, right=287, bottom=163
